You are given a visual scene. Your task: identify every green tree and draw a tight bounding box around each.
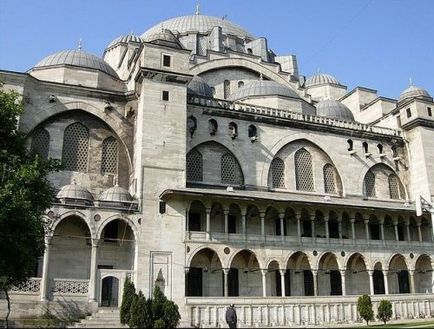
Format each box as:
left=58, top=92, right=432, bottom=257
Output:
left=0, top=86, right=60, bottom=327
left=151, top=286, right=180, bottom=328
left=357, top=294, right=374, bottom=325
left=377, top=299, right=393, bottom=325
left=120, top=277, right=136, bottom=324
left=128, top=291, right=152, bottom=328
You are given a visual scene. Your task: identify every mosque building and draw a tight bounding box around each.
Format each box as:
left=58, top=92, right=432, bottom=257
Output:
left=1, top=8, right=434, bottom=327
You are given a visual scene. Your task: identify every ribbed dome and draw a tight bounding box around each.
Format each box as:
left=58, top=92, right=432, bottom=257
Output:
left=142, top=15, right=253, bottom=39
left=316, top=99, right=354, bottom=121
left=34, top=50, right=118, bottom=78
left=305, top=73, right=340, bottom=87
left=107, top=34, right=143, bottom=48
left=57, top=183, right=94, bottom=201
left=187, top=76, right=213, bottom=97
left=99, top=185, right=133, bottom=202
left=229, top=80, right=300, bottom=101
left=398, top=85, right=432, bottom=102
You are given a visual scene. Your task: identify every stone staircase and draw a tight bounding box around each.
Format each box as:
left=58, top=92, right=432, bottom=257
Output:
left=71, top=308, right=127, bottom=328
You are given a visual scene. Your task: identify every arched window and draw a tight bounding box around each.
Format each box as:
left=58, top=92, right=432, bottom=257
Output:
left=228, top=122, right=238, bottom=139
left=62, top=122, right=89, bottom=172
left=389, top=174, right=404, bottom=199
left=223, top=80, right=230, bottom=99
left=347, top=139, right=353, bottom=151
left=364, top=170, right=376, bottom=197
left=323, top=164, right=336, bottom=194
left=187, top=150, right=203, bottom=182
left=295, top=148, right=314, bottom=191
left=377, top=144, right=383, bottom=154
left=101, top=136, right=118, bottom=175
left=208, top=119, right=218, bottom=135
left=238, top=81, right=244, bottom=89
left=248, top=125, right=257, bottom=139
left=271, top=157, right=285, bottom=188
left=30, top=128, right=50, bottom=159
left=221, top=153, right=243, bottom=185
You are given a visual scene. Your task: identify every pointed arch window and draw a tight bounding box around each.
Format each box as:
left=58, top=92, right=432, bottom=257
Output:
left=101, top=136, right=119, bottom=175
left=295, top=148, right=314, bottom=191
left=187, top=150, right=203, bottom=182
left=389, top=173, right=404, bottom=199
left=221, top=153, right=243, bottom=185
left=364, top=170, right=376, bottom=197
left=62, top=122, right=89, bottom=172
left=323, top=164, right=336, bottom=194
left=30, top=128, right=50, bottom=159
left=271, top=157, right=285, bottom=188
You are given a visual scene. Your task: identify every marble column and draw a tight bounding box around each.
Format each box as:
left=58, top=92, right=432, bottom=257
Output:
left=310, top=214, right=316, bottom=241
left=405, top=220, right=411, bottom=242
left=280, top=269, right=286, bottom=297
left=380, top=218, right=385, bottom=246
left=350, top=218, right=356, bottom=243
left=409, top=270, right=415, bottom=293
left=296, top=213, right=302, bottom=243
left=40, top=235, right=52, bottom=301
left=279, top=212, right=285, bottom=242
left=340, top=269, right=346, bottom=296
left=241, top=212, right=247, bottom=240
left=260, top=212, right=266, bottom=243
left=223, top=268, right=229, bottom=297
left=417, top=223, right=422, bottom=242
left=224, top=208, right=229, bottom=240
left=383, top=270, right=389, bottom=295
left=337, top=218, right=343, bottom=240
left=364, top=218, right=370, bottom=244
left=205, top=208, right=211, bottom=240
left=324, top=215, right=330, bottom=240
left=261, top=269, right=267, bottom=297
left=88, top=238, right=99, bottom=302
left=368, top=270, right=374, bottom=295
left=393, top=219, right=399, bottom=242
left=312, top=270, right=318, bottom=296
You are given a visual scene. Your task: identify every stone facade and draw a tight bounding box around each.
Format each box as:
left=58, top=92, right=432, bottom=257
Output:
left=1, top=11, right=434, bottom=327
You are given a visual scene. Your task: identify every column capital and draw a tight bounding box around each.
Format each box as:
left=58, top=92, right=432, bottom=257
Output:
left=184, top=267, right=190, bottom=274
left=279, top=269, right=286, bottom=275
left=260, top=269, right=267, bottom=276
left=393, top=218, right=398, bottom=226
left=367, top=269, right=374, bottom=276
left=339, top=269, right=346, bottom=275
left=223, top=268, right=230, bottom=275
left=295, top=212, right=302, bottom=220
left=223, top=208, right=230, bottom=215
left=278, top=212, right=285, bottom=219
left=205, top=207, right=212, bottom=215
left=312, top=269, right=318, bottom=275
left=259, top=211, right=266, bottom=219
left=379, top=218, right=385, bottom=225
left=350, top=218, right=356, bottom=224
left=364, top=219, right=370, bottom=225
left=44, top=235, right=53, bottom=245
left=309, top=214, right=316, bottom=221
left=324, top=215, right=329, bottom=222
left=92, top=238, right=100, bottom=248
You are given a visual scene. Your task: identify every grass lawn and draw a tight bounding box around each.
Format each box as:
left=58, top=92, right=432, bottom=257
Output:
left=366, top=319, right=434, bottom=328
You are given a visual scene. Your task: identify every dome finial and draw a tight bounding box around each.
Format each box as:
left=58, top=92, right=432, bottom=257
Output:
left=77, top=38, right=83, bottom=51
left=195, top=2, right=200, bottom=15
left=409, top=77, right=413, bottom=86
left=317, top=68, right=321, bottom=74
left=259, top=73, right=263, bottom=80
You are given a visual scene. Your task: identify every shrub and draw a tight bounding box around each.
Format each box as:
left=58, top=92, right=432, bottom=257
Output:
left=120, top=277, right=136, bottom=325
left=128, top=292, right=139, bottom=328
left=357, top=294, right=374, bottom=325
left=377, top=299, right=393, bottom=325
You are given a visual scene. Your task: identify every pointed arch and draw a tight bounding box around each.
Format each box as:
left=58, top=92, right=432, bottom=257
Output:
left=62, top=122, right=89, bottom=172
left=186, top=149, right=203, bottom=182
left=295, top=148, right=314, bottom=191
left=221, top=153, right=244, bottom=185
left=30, top=127, right=50, bottom=159
left=101, top=136, right=119, bottom=175
left=269, top=157, right=285, bottom=188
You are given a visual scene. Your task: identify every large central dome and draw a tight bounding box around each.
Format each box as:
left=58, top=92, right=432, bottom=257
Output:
left=142, top=15, right=254, bottom=39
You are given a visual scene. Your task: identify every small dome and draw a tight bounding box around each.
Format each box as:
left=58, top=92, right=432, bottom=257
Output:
left=305, top=73, right=340, bottom=87
left=34, top=50, right=118, bottom=78
left=107, top=34, right=143, bottom=48
left=57, top=183, right=94, bottom=201
left=187, top=76, right=213, bottom=97
left=398, top=85, right=432, bottom=102
left=99, top=185, right=133, bottom=203
left=142, top=29, right=182, bottom=48
left=316, top=99, right=354, bottom=121
left=229, top=80, right=300, bottom=101
left=142, top=15, right=253, bottom=40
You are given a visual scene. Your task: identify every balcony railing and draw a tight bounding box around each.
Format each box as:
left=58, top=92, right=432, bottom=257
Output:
left=52, top=278, right=89, bottom=295
left=9, top=278, right=41, bottom=294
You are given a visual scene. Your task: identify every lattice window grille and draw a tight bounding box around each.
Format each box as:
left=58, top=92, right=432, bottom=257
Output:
left=10, top=278, right=41, bottom=293
left=62, top=122, right=89, bottom=172
left=223, top=80, right=231, bottom=99
left=365, top=170, right=376, bottom=197
left=271, top=157, right=285, bottom=188
left=221, top=153, right=243, bottom=185
left=389, top=174, right=402, bottom=199
left=323, top=164, right=336, bottom=194
left=295, top=148, right=314, bottom=191
left=197, top=36, right=207, bottom=56
left=30, top=128, right=50, bottom=159
left=187, top=150, right=203, bottom=182
left=53, top=279, right=89, bottom=294
left=101, top=137, right=119, bottom=175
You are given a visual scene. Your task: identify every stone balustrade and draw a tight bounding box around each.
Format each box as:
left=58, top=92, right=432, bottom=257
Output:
left=9, top=278, right=41, bottom=294
left=187, top=294, right=434, bottom=328
left=187, top=96, right=401, bottom=137
left=52, top=278, right=89, bottom=295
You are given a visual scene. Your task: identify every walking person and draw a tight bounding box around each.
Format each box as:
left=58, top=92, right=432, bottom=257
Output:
left=225, top=304, right=237, bottom=328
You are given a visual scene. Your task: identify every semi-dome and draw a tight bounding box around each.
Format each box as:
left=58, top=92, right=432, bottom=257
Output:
left=187, top=76, right=213, bottom=97
left=305, top=73, right=340, bottom=87
left=34, top=50, right=118, bottom=78
left=99, top=185, right=133, bottom=203
left=229, top=80, right=300, bottom=101
left=56, top=183, right=94, bottom=201
left=107, top=34, right=143, bottom=49
left=398, top=85, right=432, bottom=102
left=142, top=15, right=253, bottom=39
left=316, top=99, right=354, bottom=121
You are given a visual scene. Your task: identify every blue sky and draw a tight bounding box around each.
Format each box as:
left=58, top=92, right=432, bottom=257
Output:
left=1, top=0, right=432, bottom=99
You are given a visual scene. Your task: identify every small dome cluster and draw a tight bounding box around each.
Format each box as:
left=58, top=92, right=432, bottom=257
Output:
left=34, top=49, right=118, bottom=78
left=229, top=80, right=300, bottom=101
left=57, top=182, right=94, bottom=202
left=107, top=34, right=143, bottom=49
left=99, top=185, right=133, bottom=203
left=316, top=99, right=354, bottom=121
left=305, top=73, right=341, bottom=88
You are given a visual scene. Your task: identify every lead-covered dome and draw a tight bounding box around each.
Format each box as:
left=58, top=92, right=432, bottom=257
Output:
left=34, top=50, right=118, bottom=78
left=187, top=76, right=213, bottom=97
left=107, top=34, right=143, bottom=49
left=142, top=15, right=253, bottom=39
left=229, top=80, right=300, bottom=101
left=305, top=73, right=341, bottom=87
left=99, top=185, right=133, bottom=202
left=56, top=183, right=94, bottom=201
left=398, top=85, right=432, bottom=102
left=316, top=99, right=354, bottom=121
